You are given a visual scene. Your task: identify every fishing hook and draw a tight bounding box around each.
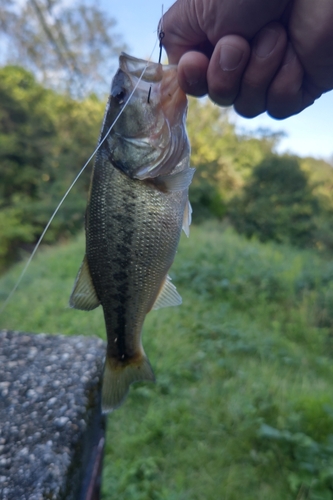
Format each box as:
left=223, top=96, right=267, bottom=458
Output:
left=147, top=86, right=152, bottom=104
left=148, top=7, right=165, bottom=104
left=158, top=30, right=165, bottom=64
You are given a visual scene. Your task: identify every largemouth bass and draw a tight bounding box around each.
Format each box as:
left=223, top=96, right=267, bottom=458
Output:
left=69, top=53, right=194, bottom=413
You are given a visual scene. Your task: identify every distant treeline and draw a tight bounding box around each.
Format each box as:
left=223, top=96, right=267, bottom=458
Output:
left=1, top=65, right=333, bottom=272
left=187, top=97, right=333, bottom=251
left=0, top=65, right=104, bottom=271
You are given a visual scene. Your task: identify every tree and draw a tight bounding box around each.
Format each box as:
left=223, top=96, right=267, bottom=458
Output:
left=0, top=0, right=126, bottom=96
left=186, top=98, right=280, bottom=221
left=300, top=156, right=333, bottom=251
left=0, top=65, right=105, bottom=271
left=228, top=155, right=320, bottom=247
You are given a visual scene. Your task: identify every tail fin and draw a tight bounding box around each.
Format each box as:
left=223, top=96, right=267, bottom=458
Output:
left=102, top=353, right=155, bottom=413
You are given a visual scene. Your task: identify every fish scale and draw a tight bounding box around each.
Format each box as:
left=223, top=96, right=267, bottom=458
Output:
left=87, top=162, right=185, bottom=370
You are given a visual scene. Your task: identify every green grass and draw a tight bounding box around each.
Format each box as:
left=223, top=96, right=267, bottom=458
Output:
left=1, top=222, right=333, bottom=499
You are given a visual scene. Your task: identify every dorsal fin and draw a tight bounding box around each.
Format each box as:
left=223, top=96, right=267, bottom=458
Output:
left=151, top=275, right=182, bottom=310
left=69, top=255, right=100, bottom=311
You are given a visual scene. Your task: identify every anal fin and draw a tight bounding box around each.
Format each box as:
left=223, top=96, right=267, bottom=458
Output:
left=69, top=255, right=100, bottom=311
left=151, top=274, right=182, bottom=310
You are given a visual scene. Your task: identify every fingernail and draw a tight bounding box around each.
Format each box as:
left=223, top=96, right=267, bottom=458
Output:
left=255, top=27, right=279, bottom=58
left=183, top=67, right=201, bottom=87
left=219, top=44, right=243, bottom=71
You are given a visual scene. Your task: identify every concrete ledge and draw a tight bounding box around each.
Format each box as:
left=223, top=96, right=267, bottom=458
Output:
left=0, top=330, right=106, bottom=500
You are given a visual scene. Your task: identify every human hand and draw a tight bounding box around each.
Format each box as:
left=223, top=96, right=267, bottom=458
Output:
left=162, top=0, right=333, bottom=119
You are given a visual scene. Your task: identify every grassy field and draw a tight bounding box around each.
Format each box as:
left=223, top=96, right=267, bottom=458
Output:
left=1, top=222, right=333, bottom=499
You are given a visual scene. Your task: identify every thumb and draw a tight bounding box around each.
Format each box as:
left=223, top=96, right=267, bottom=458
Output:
left=161, top=1, right=208, bottom=64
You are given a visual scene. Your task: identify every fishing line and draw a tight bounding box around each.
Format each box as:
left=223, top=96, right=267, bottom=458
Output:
left=148, top=5, right=164, bottom=104
left=158, top=4, right=165, bottom=64
left=0, top=37, right=160, bottom=315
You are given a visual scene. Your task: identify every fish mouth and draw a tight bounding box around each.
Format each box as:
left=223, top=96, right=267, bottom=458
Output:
left=119, top=53, right=188, bottom=127
left=159, top=66, right=188, bottom=128
left=119, top=53, right=164, bottom=83
left=116, top=53, right=189, bottom=179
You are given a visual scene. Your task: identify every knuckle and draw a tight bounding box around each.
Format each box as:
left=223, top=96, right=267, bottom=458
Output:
left=241, top=71, right=269, bottom=92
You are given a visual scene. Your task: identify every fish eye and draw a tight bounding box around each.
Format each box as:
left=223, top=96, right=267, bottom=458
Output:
left=113, top=89, right=126, bottom=105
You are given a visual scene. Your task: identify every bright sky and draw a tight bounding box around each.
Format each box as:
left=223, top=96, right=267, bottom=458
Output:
left=105, top=0, right=333, bottom=160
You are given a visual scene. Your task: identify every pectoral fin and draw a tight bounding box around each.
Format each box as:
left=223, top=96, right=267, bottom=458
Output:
left=182, top=198, right=192, bottom=237
left=156, top=167, right=195, bottom=192
left=69, top=255, right=100, bottom=311
left=151, top=274, right=182, bottom=310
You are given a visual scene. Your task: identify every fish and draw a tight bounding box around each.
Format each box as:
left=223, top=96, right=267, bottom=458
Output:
left=69, top=53, right=194, bottom=413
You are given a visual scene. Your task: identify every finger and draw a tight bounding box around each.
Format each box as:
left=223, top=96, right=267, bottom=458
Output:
left=161, top=0, right=207, bottom=64
left=206, top=35, right=251, bottom=106
left=161, top=0, right=291, bottom=64
left=234, top=22, right=287, bottom=118
left=266, top=44, right=312, bottom=119
left=289, top=0, right=333, bottom=91
left=177, top=51, right=209, bottom=96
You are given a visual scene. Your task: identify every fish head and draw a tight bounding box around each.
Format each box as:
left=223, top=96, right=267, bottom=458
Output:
left=102, top=53, right=190, bottom=179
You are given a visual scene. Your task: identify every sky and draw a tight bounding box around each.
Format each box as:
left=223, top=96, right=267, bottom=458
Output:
left=103, top=0, right=333, bottom=161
